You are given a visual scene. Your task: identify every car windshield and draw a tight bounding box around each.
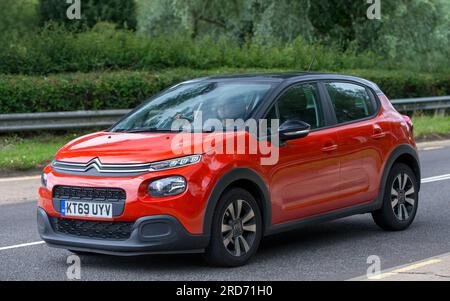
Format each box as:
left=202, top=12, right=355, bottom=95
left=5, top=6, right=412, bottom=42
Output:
left=111, top=81, right=273, bottom=133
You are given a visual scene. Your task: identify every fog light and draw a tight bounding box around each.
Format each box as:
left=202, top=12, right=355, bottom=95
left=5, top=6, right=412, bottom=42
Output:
left=148, top=176, right=187, bottom=197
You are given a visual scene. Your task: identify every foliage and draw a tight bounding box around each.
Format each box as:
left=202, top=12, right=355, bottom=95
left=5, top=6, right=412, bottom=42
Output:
left=38, top=0, right=137, bottom=30
left=0, top=0, right=38, bottom=39
left=136, top=0, right=450, bottom=72
left=0, top=24, right=385, bottom=75
left=0, top=68, right=448, bottom=114
left=137, top=0, right=315, bottom=42
left=1, top=22, right=448, bottom=75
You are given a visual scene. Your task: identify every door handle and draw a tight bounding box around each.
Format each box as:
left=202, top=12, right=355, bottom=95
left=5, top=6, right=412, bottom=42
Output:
left=321, top=144, right=338, bottom=152
left=372, top=126, right=386, bottom=139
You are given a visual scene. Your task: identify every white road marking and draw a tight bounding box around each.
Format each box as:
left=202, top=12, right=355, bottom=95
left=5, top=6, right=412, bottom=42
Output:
left=422, top=174, right=450, bottom=184
left=0, top=175, right=40, bottom=183
left=417, top=139, right=450, bottom=151
left=0, top=241, right=45, bottom=251
left=423, top=146, right=444, bottom=151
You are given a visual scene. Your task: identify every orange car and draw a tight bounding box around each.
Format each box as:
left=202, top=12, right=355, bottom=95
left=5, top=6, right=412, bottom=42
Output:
left=38, top=73, right=420, bottom=267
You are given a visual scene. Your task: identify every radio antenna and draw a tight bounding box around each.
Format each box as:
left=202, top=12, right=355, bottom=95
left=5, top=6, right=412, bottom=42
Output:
left=307, top=54, right=317, bottom=72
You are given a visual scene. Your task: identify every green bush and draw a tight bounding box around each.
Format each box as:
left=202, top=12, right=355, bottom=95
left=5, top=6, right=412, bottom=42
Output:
left=0, top=68, right=448, bottom=114
left=2, top=24, right=443, bottom=76
left=349, top=69, right=450, bottom=99
left=0, top=24, right=448, bottom=76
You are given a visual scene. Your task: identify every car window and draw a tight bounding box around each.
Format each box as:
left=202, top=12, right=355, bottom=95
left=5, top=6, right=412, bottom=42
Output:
left=325, top=82, right=376, bottom=124
left=276, top=83, right=324, bottom=129
left=111, top=82, right=273, bottom=133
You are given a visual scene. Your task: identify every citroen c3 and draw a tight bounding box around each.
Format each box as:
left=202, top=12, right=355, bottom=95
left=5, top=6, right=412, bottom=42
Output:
left=37, top=73, right=421, bottom=267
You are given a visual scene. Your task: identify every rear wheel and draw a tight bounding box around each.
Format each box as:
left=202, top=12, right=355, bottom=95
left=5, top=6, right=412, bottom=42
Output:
left=372, top=163, right=419, bottom=231
left=204, top=188, right=262, bottom=267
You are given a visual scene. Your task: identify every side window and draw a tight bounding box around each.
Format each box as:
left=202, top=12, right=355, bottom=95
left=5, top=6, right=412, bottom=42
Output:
left=277, top=83, right=324, bottom=129
left=325, top=82, right=376, bottom=124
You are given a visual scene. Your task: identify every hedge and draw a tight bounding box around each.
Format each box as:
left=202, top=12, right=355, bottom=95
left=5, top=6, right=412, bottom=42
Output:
left=0, top=68, right=449, bottom=114
left=0, top=25, right=420, bottom=75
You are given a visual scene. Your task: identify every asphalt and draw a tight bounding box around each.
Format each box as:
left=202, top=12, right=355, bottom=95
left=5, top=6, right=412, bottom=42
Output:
left=0, top=143, right=449, bottom=281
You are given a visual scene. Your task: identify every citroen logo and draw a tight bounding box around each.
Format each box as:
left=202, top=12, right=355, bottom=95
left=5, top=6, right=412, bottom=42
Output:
left=86, top=158, right=103, bottom=172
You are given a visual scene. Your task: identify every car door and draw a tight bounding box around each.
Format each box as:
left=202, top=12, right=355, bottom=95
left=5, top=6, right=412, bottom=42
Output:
left=265, top=82, right=342, bottom=225
left=324, top=81, right=390, bottom=207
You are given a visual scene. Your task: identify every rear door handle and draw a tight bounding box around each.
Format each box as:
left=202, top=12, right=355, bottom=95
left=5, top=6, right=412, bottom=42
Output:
left=372, top=126, right=386, bottom=139
left=321, top=144, right=338, bottom=152
left=372, top=133, right=386, bottom=139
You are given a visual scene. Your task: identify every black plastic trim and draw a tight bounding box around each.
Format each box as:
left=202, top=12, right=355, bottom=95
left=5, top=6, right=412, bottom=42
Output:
left=202, top=168, right=271, bottom=235
left=380, top=144, right=421, bottom=192
left=266, top=201, right=380, bottom=236
left=38, top=208, right=209, bottom=256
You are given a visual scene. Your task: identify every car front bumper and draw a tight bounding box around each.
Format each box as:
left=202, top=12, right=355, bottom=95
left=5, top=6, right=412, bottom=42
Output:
left=37, top=208, right=209, bottom=256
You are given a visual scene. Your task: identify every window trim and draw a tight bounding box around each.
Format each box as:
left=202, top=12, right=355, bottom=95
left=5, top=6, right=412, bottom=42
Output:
left=321, top=80, right=381, bottom=128
left=260, top=81, right=333, bottom=133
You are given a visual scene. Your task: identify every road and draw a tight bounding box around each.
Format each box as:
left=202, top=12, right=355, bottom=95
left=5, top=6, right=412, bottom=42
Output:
left=0, top=142, right=449, bottom=281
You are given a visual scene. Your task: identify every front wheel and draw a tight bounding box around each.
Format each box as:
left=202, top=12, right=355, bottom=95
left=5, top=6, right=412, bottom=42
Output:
left=204, top=188, right=262, bottom=267
left=372, top=163, right=419, bottom=231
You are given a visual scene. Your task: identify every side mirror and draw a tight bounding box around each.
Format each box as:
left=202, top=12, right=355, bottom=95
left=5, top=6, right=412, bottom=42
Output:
left=279, top=120, right=311, bottom=141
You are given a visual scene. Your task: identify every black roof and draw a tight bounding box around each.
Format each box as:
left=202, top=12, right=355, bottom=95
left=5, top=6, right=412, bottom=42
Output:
left=186, top=71, right=382, bottom=93
left=197, top=72, right=326, bottom=81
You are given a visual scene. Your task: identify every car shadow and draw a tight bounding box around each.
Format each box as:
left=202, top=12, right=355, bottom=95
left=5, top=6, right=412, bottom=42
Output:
left=73, top=215, right=384, bottom=272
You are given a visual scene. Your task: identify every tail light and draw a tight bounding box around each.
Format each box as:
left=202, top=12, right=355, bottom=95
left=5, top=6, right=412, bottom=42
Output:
left=402, top=115, right=414, bottom=135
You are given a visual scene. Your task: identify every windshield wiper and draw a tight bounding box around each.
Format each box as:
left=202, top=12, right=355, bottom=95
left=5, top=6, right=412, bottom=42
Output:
left=115, top=127, right=216, bottom=134
left=119, top=128, right=182, bottom=134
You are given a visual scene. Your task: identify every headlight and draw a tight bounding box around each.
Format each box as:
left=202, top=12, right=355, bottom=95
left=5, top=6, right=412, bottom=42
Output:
left=149, top=155, right=202, bottom=171
left=148, top=176, right=187, bottom=197
left=41, top=173, right=48, bottom=188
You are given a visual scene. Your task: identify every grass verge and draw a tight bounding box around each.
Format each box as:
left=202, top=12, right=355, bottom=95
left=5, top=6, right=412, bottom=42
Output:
left=412, top=115, right=450, bottom=141
left=0, top=133, right=80, bottom=172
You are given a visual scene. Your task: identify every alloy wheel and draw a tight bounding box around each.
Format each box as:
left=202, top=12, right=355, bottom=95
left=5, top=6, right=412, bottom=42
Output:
left=391, top=173, right=416, bottom=221
left=221, top=199, right=257, bottom=257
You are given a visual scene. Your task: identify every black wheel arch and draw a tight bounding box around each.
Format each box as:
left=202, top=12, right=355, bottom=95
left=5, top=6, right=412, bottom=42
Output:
left=375, top=144, right=421, bottom=209
left=202, top=168, right=272, bottom=236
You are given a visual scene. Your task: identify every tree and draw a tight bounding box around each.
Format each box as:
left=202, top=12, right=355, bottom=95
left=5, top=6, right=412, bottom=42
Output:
left=375, top=0, right=449, bottom=71
left=0, top=0, right=38, bottom=38
left=38, top=0, right=137, bottom=30
left=251, top=0, right=313, bottom=43
left=137, top=0, right=314, bottom=42
left=135, top=0, right=449, bottom=72
left=308, top=0, right=383, bottom=49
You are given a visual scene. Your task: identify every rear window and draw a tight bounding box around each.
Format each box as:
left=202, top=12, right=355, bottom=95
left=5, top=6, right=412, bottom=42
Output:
left=326, top=82, right=376, bottom=124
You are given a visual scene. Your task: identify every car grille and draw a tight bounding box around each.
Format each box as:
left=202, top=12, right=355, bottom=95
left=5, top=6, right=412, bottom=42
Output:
left=53, top=186, right=126, bottom=202
left=51, top=217, right=134, bottom=240
left=52, top=158, right=152, bottom=177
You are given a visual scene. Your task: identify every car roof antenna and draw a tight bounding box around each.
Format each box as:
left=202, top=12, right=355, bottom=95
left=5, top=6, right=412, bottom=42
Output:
left=307, top=54, right=317, bottom=72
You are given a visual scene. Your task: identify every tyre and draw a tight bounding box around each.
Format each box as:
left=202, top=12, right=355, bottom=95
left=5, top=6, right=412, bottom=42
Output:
left=204, top=188, right=262, bottom=267
left=372, top=163, right=419, bottom=231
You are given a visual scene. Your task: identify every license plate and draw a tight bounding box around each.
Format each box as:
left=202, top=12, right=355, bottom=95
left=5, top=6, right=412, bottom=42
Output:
left=60, top=200, right=113, bottom=219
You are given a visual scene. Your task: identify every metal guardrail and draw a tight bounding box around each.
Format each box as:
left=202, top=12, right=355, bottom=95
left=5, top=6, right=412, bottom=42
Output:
left=0, top=110, right=130, bottom=132
left=391, top=96, right=450, bottom=113
left=0, top=96, right=448, bottom=133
